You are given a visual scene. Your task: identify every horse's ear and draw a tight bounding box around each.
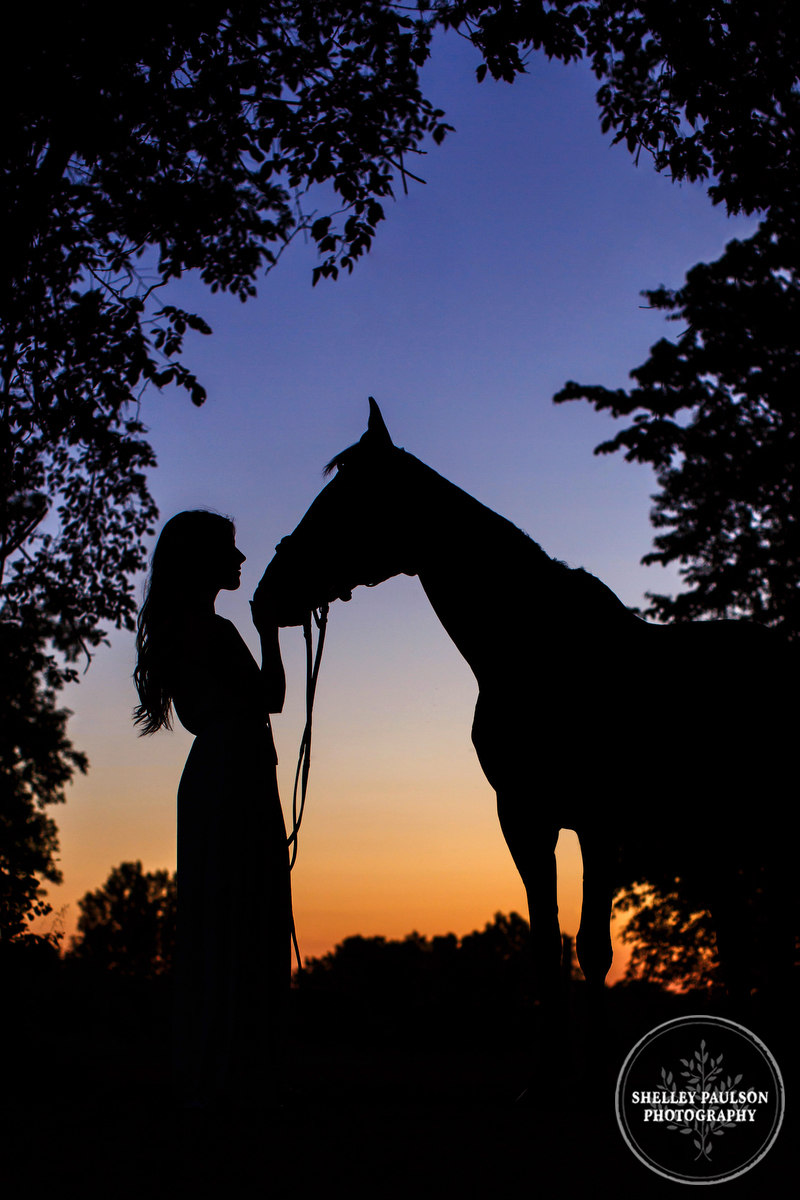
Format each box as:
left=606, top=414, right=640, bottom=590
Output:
left=365, top=397, right=393, bottom=447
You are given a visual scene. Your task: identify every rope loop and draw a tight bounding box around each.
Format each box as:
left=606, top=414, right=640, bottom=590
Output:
left=287, top=602, right=329, bottom=973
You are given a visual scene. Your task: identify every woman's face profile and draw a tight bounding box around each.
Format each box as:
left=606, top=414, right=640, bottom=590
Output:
left=200, top=524, right=246, bottom=594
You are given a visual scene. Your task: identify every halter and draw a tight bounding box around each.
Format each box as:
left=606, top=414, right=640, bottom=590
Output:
left=287, top=601, right=329, bottom=974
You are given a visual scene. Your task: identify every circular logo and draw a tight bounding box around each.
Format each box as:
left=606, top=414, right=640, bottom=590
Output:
left=615, top=1015, right=784, bottom=1185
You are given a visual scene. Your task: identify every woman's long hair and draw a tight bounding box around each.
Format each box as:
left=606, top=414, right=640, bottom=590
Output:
left=134, top=510, right=234, bottom=735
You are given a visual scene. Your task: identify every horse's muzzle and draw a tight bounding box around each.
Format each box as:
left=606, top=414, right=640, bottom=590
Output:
left=253, top=544, right=346, bottom=627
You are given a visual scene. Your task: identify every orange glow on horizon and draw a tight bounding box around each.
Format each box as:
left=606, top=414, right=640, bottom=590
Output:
left=39, top=617, right=631, bottom=986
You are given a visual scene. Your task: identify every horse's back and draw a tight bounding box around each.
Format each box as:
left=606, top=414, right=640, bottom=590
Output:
left=471, top=616, right=794, bottom=834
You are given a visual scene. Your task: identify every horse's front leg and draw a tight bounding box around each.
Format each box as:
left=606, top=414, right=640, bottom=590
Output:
left=575, top=828, right=618, bottom=993
left=496, top=795, right=564, bottom=1084
left=575, top=828, right=618, bottom=1083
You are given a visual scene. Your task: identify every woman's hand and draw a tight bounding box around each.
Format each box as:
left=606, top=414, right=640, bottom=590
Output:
left=250, top=596, right=279, bottom=634
left=253, top=554, right=313, bottom=628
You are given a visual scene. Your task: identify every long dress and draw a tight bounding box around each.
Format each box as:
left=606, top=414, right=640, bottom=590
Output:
left=171, top=615, right=290, bottom=1108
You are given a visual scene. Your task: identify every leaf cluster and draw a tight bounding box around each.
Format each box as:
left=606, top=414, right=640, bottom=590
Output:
left=434, top=1, right=588, bottom=82
left=438, top=2, right=800, bottom=223
left=6, top=3, right=452, bottom=290
left=614, top=880, right=722, bottom=992
left=0, top=623, right=87, bottom=941
left=614, top=845, right=797, bottom=994
left=67, top=860, right=177, bottom=979
left=555, top=223, right=800, bottom=632
left=583, top=1, right=800, bottom=219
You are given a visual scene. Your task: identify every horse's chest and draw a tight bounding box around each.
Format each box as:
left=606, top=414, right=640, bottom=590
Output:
left=470, top=683, right=627, bottom=800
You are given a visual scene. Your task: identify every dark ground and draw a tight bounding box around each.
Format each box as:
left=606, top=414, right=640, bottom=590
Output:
left=2, top=950, right=795, bottom=1199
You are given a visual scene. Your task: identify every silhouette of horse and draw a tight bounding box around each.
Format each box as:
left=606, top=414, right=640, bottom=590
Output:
left=255, top=400, right=794, bottom=1018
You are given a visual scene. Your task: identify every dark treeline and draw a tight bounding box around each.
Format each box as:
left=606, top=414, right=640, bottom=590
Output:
left=6, top=891, right=768, bottom=1199
left=19, top=857, right=795, bottom=1014
left=20, top=856, right=750, bottom=996
left=294, top=912, right=550, bottom=1045
left=7, top=857, right=791, bottom=1082
left=54, top=859, right=754, bottom=995
left=2, top=894, right=543, bottom=1082
left=56, top=861, right=550, bottom=1034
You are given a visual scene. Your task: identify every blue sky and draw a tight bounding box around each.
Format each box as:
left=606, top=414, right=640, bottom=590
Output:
left=51, top=32, right=757, bottom=965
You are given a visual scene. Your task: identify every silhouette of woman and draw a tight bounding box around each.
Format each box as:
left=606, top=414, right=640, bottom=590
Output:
left=133, top=510, right=290, bottom=1109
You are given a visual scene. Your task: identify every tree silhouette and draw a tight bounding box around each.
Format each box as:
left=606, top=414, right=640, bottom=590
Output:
left=295, top=911, right=539, bottom=1044
left=68, top=861, right=177, bottom=979
left=1, top=2, right=451, bottom=937
left=614, top=882, right=721, bottom=993
left=555, top=222, right=800, bottom=635
left=613, top=857, right=799, bottom=996
left=442, top=1, right=799, bottom=220
left=546, top=3, right=799, bottom=630
left=580, top=1, right=798, bottom=221
left=544, top=5, right=799, bottom=984
left=0, top=623, right=87, bottom=942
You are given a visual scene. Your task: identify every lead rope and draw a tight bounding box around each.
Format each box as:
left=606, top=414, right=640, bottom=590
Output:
left=287, top=602, right=329, bottom=975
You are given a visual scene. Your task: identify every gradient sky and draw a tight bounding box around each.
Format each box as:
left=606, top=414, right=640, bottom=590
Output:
left=43, top=33, right=757, bottom=977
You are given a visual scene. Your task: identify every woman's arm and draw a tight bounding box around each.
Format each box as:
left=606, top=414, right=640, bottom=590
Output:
left=251, top=602, right=286, bottom=713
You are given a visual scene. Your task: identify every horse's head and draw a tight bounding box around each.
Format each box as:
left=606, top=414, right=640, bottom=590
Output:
left=254, top=399, right=420, bottom=626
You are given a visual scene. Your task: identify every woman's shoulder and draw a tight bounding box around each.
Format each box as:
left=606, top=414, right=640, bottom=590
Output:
left=213, top=614, right=250, bottom=645
left=180, top=612, right=222, bottom=639
left=171, top=613, right=233, bottom=659
left=213, top=615, right=260, bottom=668
left=173, top=614, right=256, bottom=675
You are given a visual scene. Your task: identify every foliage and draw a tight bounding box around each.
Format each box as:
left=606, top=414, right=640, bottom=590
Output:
left=546, top=5, right=800, bottom=974
left=614, top=882, right=721, bottom=992
left=292, top=913, right=589, bottom=1048
left=1, top=0, right=453, bottom=936
left=67, top=861, right=177, bottom=979
left=578, top=0, right=800, bottom=220
left=441, top=1, right=800, bottom=218
left=0, top=623, right=87, bottom=941
left=297, top=910, right=535, bottom=1026
left=452, top=5, right=800, bottom=631
left=614, top=859, right=797, bottom=995
left=555, top=223, right=800, bottom=633
left=435, top=0, right=587, bottom=82
left=3, top=0, right=453, bottom=652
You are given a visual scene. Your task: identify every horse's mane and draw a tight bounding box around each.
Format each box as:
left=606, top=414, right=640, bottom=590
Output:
left=477, top=505, right=631, bottom=619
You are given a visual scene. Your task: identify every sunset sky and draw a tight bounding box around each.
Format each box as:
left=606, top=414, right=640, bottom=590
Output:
left=45, top=34, right=756, bottom=978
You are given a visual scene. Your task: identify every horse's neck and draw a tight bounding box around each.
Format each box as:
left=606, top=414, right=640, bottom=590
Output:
left=411, top=463, right=555, bottom=686
left=409, top=457, right=637, bottom=687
